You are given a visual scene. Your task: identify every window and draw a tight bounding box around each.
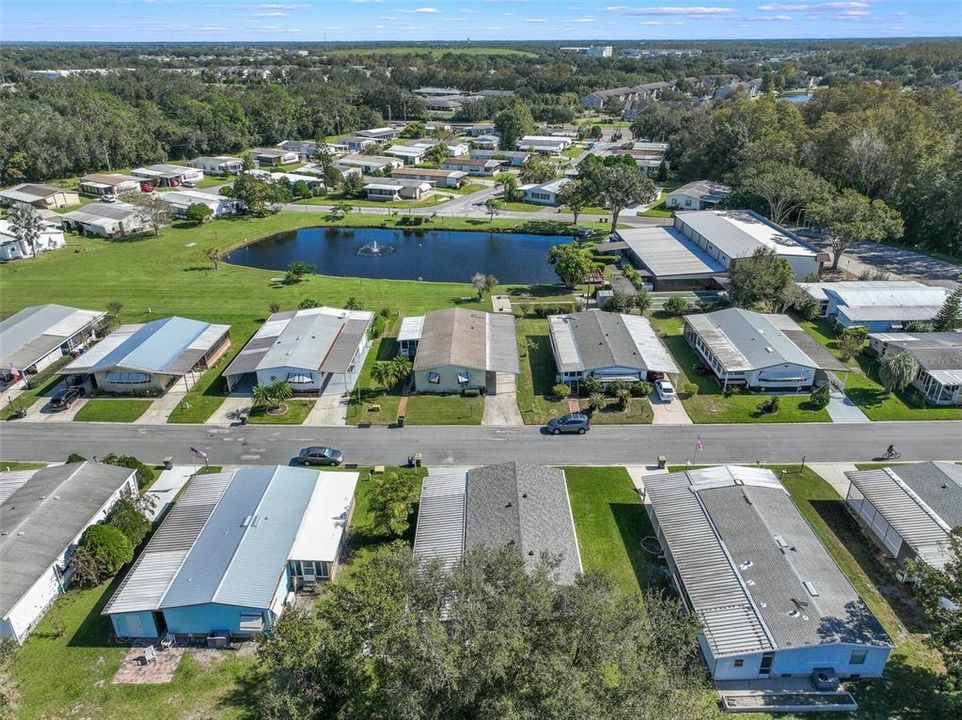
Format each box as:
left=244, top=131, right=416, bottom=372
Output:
left=849, top=649, right=867, bottom=665
left=427, top=371, right=441, bottom=384
left=759, top=652, right=775, bottom=674
left=733, top=659, right=744, bottom=668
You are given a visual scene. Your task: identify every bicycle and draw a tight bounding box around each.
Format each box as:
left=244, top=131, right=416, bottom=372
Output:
left=881, top=448, right=902, bottom=460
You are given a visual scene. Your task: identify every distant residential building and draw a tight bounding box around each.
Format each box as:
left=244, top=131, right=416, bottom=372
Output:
left=105, top=466, right=358, bottom=638
left=462, top=123, right=496, bottom=137
left=867, top=332, right=962, bottom=406
left=224, top=306, right=373, bottom=394
left=276, top=140, right=320, bottom=158
left=0, top=218, right=65, bottom=261
left=391, top=167, right=466, bottom=189
left=516, top=135, right=572, bottom=155
left=548, top=310, right=679, bottom=384
left=332, top=136, right=379, bottom=153
left=0, top=304, right=105, bottom=381
left=156, top=190, right=239, bottom=219
left=384, top=144, right=429, bottom=165
left=470, top=134, right=501, bottom=150
left=59, top=202, right=149, bottom=238
left=190, top=156, right=244, bottom=175
left=684, top=308, right=847, bottom=392
left=411, top=139, right=469, bottom=157
left=715, top=79, right=763, bottom=99
left=414, top=86, right=464, bottom=97
left=357, top=126, right=401, bottom=141
left=643, top=465, right=892, bottom=681
left=618, top=140, right=669, bottom=174
left=78, top=173, right=142, bottom=197
left=336, top=154, right=403, bottom=174
left=423, top=95, right=466, bottom=111
left=249, top=170, right=324, bottom=189
left=520, top=177, right=572, bottom=206
left=581, top=81, right=673, bottom=109
left=798, top=281, right=950, bottom=332
left=60, top=316, right=231, bottom=394
left=249, top=148, right=298, bottom=167
left=470, top=149, right=530, bottom=167
left=440, top=158, right=502, bottom=176
left=131, top=164, right=204, bottom=187
left=408, top=308, right=519, bottom=393
left=0, top=183, right=79, bottom=210
left=413, top=463, right=582, bottom=583
left=363, top=177, right=431, bottom=202
left=0, top=462, right=138, bottom=644
left=665, top=180, right=731, bottom=211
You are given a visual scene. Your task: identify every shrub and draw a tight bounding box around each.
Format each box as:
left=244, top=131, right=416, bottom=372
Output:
left=72, top=524, right=133, bottom=587
left=587, top=392, right=606, bottom=414
left=810, top=384, right=831, bottom=410
left=630, top=381, right=652, bottom=397
left=100, top=453, right=154, bottom=491
left=581, top=377, right=602, bottom=397
left=663, top=296, right=689, bottom=317
left=757, top=396, right=780, bottom=415
left=606, top=380, right=629, bottom=398
left=368, top=472, right=420, bottom=538
left=378, top=307, right=393, bottom=319
left=681, top=382, right=699, bottom=398
left=67, top=452, right=87, bottom=464
left=298, top=297, right=321, bottom=310
left=615, top=388, right=631, bottom=410
left=552, top=383, right=571, bottom=401
left=369, top=314, right=388, bottom=339
left=462, top=388, right=481, bottom=398
left=105, top=494, right=152, bottom=548
left=269, top=301, right=282, bottom=314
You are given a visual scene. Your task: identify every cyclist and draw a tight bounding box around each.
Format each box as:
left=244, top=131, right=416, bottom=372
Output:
left=885, top=444, right=899, bottom=458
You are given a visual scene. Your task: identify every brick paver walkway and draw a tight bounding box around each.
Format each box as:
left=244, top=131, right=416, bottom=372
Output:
left=112, top=644, right=185, bottom=684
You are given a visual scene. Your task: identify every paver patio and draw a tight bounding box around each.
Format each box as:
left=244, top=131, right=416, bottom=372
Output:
left=112, top=643, right=185, bottom=684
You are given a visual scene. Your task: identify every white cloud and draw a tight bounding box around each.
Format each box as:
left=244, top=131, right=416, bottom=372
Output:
left=569, top=16, right=596, bottom=23
left=602, top=5, right=736, bottom=15
left=755, top=14, right=793, bottom=20
left=524, top=18, right=546, bottom=23
left=757, top=2, right=867, bottom=11
left=254, top=11, right=289, bottom=16
left=405, top=6, right=439, bottom=12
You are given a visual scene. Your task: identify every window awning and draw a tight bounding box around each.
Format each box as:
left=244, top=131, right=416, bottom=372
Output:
left=457, top=372, right=471, bottom=384
left=287, top=373, right=314, bottom=384
left=427, top=372, right=441, bottom=384
left=104, top=371, right=150, bottom=384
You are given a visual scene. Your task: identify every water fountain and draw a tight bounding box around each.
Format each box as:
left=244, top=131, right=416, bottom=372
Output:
left=357, top=238, right=396, bottom=256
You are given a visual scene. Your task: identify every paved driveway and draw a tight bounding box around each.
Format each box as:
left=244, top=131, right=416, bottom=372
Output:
left=826, top=390, right=870, bottom=423
left=304, top=394, right=349, bottom=426
left=649, top=396, right=692, bottom=425
left=138, top=387, right=188, bottom=425
left=829, top=242, right=961, bottom=289
left=483, top=373, right=523, bottom=426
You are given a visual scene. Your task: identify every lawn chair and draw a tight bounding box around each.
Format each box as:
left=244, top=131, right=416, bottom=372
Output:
left=159, top=632, right=176, bottom=650
left=142, top=645, right=157, bottom=666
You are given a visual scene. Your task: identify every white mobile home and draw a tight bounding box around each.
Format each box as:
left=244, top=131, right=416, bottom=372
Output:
left=520, top=178, right=571, bottom=206
left=0, top=304, right=105, bottom=381
left=190, top=156, right=244, bottom=175
left=0, top=219, right=65, bottom=261
left=131, top=164, right=204, bottom=187
left=798, top=281, right=950, bottom=332
left=59, top=202, right=149, bottom=238
left=867, top=332, right=962, bottom=406
left=78, top=173, right=142, bottom=197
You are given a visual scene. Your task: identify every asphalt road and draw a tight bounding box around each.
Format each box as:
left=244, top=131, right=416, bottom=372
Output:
left=1, top=421, right=959, bottom=468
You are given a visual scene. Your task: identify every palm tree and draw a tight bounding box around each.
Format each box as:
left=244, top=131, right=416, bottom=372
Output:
left=269, top=379, right=293, bottom=408
left=484, top=197, right=502, bottom=221
left=371, top=362, right=396, bottom=391
left=878, top=351, right=919, bottom=394
left=252, top=384, right=274, bottom=409
left=7, top=204, right=45, bottom=257
left=390, top=355, right=413, bottom=385
left=615, top=387, right=631, bottom=410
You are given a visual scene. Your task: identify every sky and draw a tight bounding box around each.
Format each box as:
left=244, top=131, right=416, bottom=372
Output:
left=2, top=0, right=960, bottom=43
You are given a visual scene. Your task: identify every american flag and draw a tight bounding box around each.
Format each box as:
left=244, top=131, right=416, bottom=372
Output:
left=696, top=436, right=704, bottom=452
left=190, top=446, right=208, bottom=460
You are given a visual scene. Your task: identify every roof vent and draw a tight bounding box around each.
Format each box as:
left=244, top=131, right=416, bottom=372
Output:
left=505, top=501, right=512, bottom=508
left=17, top=531, right=25, bottom=536
left=528, top=551, right=535, bottom=556
left=765, top=346, right=773, bottom=353
left=788, top=609, right=800, bottom=618
left=241, top=515, right=252, bottom=527
left=803, top=581, right=819, bottom=597
left=739, top=559, right=753, bottom=570
left=774, top=535, right=788, bottom=548
left=522, top=493, right=528, bottom=499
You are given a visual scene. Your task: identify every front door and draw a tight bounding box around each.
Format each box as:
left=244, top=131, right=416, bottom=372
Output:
left=759, top=652, right=775, bottom=675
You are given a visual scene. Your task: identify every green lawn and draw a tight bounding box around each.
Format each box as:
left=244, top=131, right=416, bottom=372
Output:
left=562, top=146, right=583, bottom=159
left=1, top=212, right=594, bottom=423
left=564, top=467, right=666, bottom=595
left=247, top=398, right=315, bottom=424
left=195, top=175, right=230, bottom=189
left=0, top=461, right=47, bottom=470
left=515, top=318, right=570, bottom=424
left=404, top=394, right=484, bottom=425
left=639, top=199, right=673, bottom=218
left=497, top=201, right=544, bottom=213
left=296, top=193, right=450, bottom=209
left=586, top=397, right=653, bottom=424
left=346, top=336, right=404, bottom=426
left=9, top=580, right=254, bottom=720
left=446, top=182, right=488, bottom=195
left=74, top=398, right=152, bottom=422
left=651, top=315, right=831, bottom=424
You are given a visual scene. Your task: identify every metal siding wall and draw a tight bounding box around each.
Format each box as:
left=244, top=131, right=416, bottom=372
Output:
left=770, top=644, right=890, bottom=678
left=111, top=611, right=159, bottom=639
left=162, top=603, right=267, bottom=636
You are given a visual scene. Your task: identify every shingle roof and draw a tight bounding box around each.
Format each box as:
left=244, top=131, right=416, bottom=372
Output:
left=224, top=307, right=372, bottom=379
left=1, top=462, right=135, bottom=619
left=0, top=183, right=65, bottom=201
left=669, top=180, right=732, bottom=204
left=548, top=310, right=679, bottom=375
left=644, top=466, right=891, bottom=657
left=62, top=316, right=229, bottom=376
left=414, top=308, right=518, bottom=374
left=846, top=463, right=962, bottom=569
left=867, top=332, right=962, bottom=384
left=0, top=304, right=105, bottom=371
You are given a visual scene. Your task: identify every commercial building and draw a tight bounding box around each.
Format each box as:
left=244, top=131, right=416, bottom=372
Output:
left=223, top=306, right=373, bottom=395
left=665, top=180, right=732, bottom=211
left=413, top=463, right=582, bottom=583
left=105, top=466, right=357, bottom=638
left=684, top=308, right=847, bottom=392
left=189, top=156, right=244, bottom=175
left=1, top=462, right=138, bottom=643
left=0, top=218, right=65, bottom=261
left=59, top=202, right=149, bottom=238
left=642, top=465, right=892, bottom=681
left=548, top=310, right=679, bottom=384
left=798, top=281, right=950, bottom=332
left=520, top=177, right=572, bottom=206
left=867, top=332, right=962, bottom=406
left=407, top=308, right=519, bottom=393
left=0, top=183, right=79, bottom=210
left=60, top=316, right=231, bottom=394
left=131, top=164, right=204, bottom=187
left=78, top=173, right=142, bottom=197
left=845, top=462, right=962, bottom=572
left=0, top=304, right=105, bottom=381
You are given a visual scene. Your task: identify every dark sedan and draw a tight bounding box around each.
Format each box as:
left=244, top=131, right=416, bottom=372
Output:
left=297, top=446, right=344, bottom=466
left=50, top=386, right=85, bottom=410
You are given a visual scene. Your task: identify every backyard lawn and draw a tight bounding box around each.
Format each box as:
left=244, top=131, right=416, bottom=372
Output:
left=346, top=336, right=403, bottom=426
left=404, top=394, right=485, bottom=425
left=247, top=398, right=315, bottom=424
left=73, top=398, right=153, bottom=423
left=515, top=319, right=570, bottom=424
left=0, top=461, right=47, bottom=470
left=296, top=193, right=450, bottom=209
left=651, top=315, right=831, bottom=424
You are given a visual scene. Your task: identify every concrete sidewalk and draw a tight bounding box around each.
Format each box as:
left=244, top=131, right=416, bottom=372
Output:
left=808, top=462, right=858, bottom=498
left=145, top=464, right=200, bottom=520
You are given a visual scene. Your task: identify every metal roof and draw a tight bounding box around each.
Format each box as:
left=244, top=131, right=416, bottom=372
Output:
left=414, top=308, right=519, bottom=375
left=288, top=472, right=357, bottom=562
left=223, top=307, right=372, bottom=379
left=1, top=462, right=135, bottom=619
left=846, top=464, right=962, bottom=569
left=384, top=145, right=427, bottom=158
left=548, top=310, right=679, bottom=375
left=105, top=466, right=346, bottom=616
left=338, top=154, right=397, bottom=167
left=60, top=202, right=141, bottom=225
left=0, top=304, right=105, bottom=371
left=676, top=210, right=820, bottom=259
left=398, top=315, right=424, bottom=343
left=684, top=309, right=830, bottom=372
left=62, top=316, right=229, bottom=377
left=0, top=183, right=65, bottom=201
left=617, top=226, right=725, bottom=277
left=668, top=180, right=732, bottom=204
left=799, top=281, right=948, bottom=308
left=413, top=464, right=582, bottom=584
left=645, top=466, right=890, bottom=657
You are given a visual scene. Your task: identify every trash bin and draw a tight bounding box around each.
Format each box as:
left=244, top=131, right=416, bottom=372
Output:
left=163, top=456, right=173, bottom=470
left=657, top=455, right=667, bottom=469
left=397, top=415, right=405, bottom=428
left=414, top=452, right=422, bottom=468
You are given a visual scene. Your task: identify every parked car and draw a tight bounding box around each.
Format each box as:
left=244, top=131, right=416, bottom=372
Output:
left=297, top=446, right=344, bottom=466
left=139, top=182, right=155, bottom=192
left=181, top=180, right=196, bottom=188
left=646, top=370, right=666, bottom=382
left=100, top=194, right=118, bottom=203
left=50, top=386, right=85, bottom=410
left=546, top=413, right=591, bottom=435
left=655, top=380, right=676, bottom=402
left=169, top=179, right=181, bottom=187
